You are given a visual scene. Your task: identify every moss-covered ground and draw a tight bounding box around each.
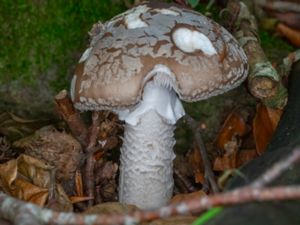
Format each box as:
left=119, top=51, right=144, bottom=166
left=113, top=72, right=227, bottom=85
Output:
left=0, top=0, right=125, bottom=89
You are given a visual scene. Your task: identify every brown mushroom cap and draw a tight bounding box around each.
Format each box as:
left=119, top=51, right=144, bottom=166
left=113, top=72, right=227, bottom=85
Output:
left=71, top=1, right=248, bottom=111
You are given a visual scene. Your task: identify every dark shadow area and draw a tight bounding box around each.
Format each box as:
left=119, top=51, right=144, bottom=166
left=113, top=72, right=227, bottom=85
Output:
left=205, top=60, right=300, bottom=225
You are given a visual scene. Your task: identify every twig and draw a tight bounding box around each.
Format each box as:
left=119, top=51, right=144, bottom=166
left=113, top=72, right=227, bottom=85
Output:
left=85, top=111, right=101, bottom=207
left=251, top=147, right=300, bottom=188
left=174, top=168, right=198, bottom=193
left=54, top=90, right=88, bottom=145
left=0, top=185, right=300, bottom=225
left=254, top=0, right=300, bottom=13
left=224, top=0, right=287, bottom=109
left=278, top=50, right=300, bottom=77
left=0, top=148, right=300, bottom=224
left=184, top=114, right=219, bottom=193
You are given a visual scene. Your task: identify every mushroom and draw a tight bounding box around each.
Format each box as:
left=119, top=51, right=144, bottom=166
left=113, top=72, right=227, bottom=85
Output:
left=70, top=1, right=248, bottom=210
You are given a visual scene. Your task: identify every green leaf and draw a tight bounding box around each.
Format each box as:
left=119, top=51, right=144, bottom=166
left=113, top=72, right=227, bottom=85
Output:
left=188, top=0, right=200, bottom=8
left=191, top=207, right=223, bottom=225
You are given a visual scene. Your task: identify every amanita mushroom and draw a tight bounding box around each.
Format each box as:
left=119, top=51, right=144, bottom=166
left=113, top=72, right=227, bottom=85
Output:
left=71, top=2, right=248, bottom=209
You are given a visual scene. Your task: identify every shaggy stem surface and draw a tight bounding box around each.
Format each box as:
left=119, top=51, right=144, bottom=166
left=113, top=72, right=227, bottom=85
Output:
left=119, top=110, right=176, bottom=209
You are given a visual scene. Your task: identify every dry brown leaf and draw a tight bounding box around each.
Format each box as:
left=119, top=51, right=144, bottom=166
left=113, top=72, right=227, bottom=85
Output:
left=195, top=172, right=205, bottom=184
left=14, top=126, right=83, bottom=182
left=0, top=112, right=49, bottom=141
left=75, top=170, right=84, bottom=196
left=215, top=112, right=247, bottom=154
left=277, top=23, right=300, bottom=47
left=69, top=196, right=94, bottom=204
left=253, top=104, right=282, bottom=155
left=274, top=12, right=300, bottom=30
left=187, top=146, right=204, bottom=184
left=213, top=152, right=237, bottom=171
left=237, top=149, right=258, bottom=167
left=13, top=179, right=49, bottom=206
left=0, top=154, right=72, bottom=210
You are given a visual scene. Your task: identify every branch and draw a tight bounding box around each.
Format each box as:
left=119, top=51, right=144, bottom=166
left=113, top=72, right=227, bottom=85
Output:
left=251, top=146, right=300, bottom=188
left=278, top=50, right=300, bottom=77
left=54, top=90, right=88, bottom=145
left=84, top=111, right=101, bottom=207
left=174, top=167, right=197, bottom=193
left=224, top=0, right=287, bottom=109
left=1, top=146, right=299, bottom=225
left=0, top=185, right=300, bottom=225
left=184, top=114, right=219, bottom=193
left=254, top=0, right=300, bottom=13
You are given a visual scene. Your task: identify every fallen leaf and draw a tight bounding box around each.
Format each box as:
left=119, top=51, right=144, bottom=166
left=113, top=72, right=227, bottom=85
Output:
left=13, top=125, right=83, bottom=182
left=0, top=136, right=16, bottom=163
left=215, top=112, right=247, bottom=154
left=213, top=152, right=237, bottom=171
left=237, top=149, right=257, bottom=167
left=0, top=154, right=72, bottom=211
left=253, top=104, right=282, bottom=155
left=187, top=145, right=204, bottom=184
left=277, top=23, right=300, bottom=47
left=0, top=112, right=49, bottom=141
left=69, top=196, right=94, bottom=204
left=75, top=170, right=84, bottom=197
left=214, top=148, right=257, bottom=172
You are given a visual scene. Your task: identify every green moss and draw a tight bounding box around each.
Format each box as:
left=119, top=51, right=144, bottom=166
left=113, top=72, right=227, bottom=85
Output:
left=195, top=4, right=219, bottom=20
left=0, top=0, right=126, bottom=90
left=259, top=30, right=295, bottom=62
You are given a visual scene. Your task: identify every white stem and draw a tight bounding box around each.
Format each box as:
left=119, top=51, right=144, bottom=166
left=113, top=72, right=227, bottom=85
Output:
left=119, top=109, right=176, bottom=209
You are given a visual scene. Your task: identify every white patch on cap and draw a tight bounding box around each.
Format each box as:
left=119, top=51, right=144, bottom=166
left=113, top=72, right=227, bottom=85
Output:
left=70, top=74, right=77, bottom=101
left=79, top=47, right=92, bottom=63
left=125, top=5, right=148, bottom=29
left=172, top=28, right=217, bottom=55
left=154, top=8, right=179, bottom=16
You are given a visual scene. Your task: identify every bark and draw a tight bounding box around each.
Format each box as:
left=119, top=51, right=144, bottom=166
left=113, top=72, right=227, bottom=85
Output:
left=185, top=114, right=219, bottom=193
left=55, top=90, right=88, bottom=145
left=225, top=0, right=287, bottom=108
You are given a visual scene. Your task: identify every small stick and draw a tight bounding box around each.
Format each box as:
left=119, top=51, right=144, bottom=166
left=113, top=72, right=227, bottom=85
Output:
left=278, top=50, right=300, bottom=77
left=224, top=0, right=287, bottom=109
left=85, top=111, right=101, bottom=207
left=251, top=147, right=300, bottom=188
left=1, top=148, right=300, bottom=225
left=184, top=114, right=219, bottom=193
left=174, top=168, right=198, bottom=193
left=54, top=90, right=88, bottom=145
left=254, top=0, right=300, bottom=13
left=1, top=185, right=300, bottom=225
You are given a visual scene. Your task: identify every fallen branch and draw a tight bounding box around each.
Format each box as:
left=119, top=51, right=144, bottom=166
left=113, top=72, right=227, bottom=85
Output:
left=254, top=0, right=300, bottom=13
left=251, top=146, right=300, bottom=188
left=174, top=168, right=198, bottom=193
left=85, top=112, right=101, bottom=207
left=278, top=49, right=300, bottom=78
left=54, top=90, right=88, bottom=145
left=224, top=0, right=287, bottom=109
left=276, top=23, right=300, bottom=47
left=1, top=146, right=299, bottom=225
left=0, top=185, right=300, bottom=225
left=184, top=114, right=219, bottom=193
